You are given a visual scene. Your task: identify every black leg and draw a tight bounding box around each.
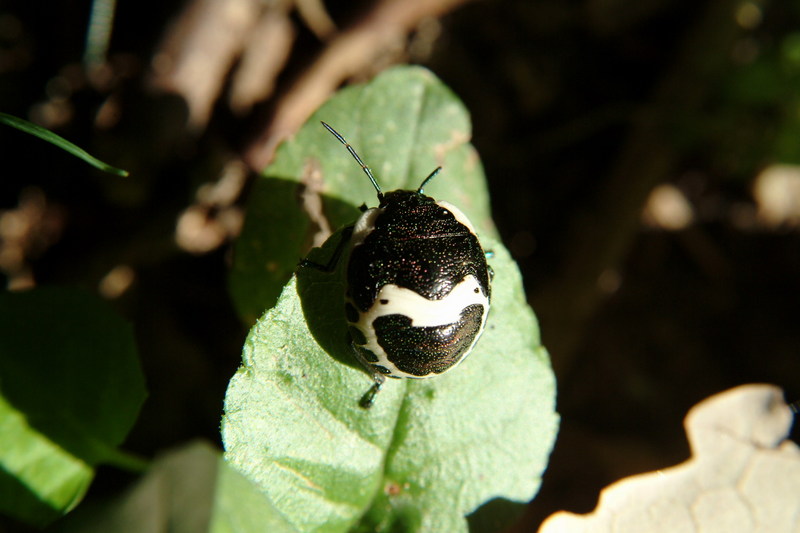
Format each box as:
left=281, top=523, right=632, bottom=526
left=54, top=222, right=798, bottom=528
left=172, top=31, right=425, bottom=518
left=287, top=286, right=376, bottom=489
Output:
left=298, top=226, right=354, bottom=273
left=359, top=381, right=383, bottom=409
left=349, top=343, right=387, bottom=409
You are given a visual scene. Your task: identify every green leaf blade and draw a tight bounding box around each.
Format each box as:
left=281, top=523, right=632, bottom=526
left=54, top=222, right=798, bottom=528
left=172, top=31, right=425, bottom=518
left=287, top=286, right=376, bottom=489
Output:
left=223, top=278, right=401, bottom=533
left=0, top=394, right=93, bottom=525
left=223, top=66, right=559, bottom=533
left=0, top=287, right=146, bottom=526
left=0, top=112, right=129, bottom=176
left=223, top=240, right=557, bottom=532
left=55, top=441, right=299, bottom=533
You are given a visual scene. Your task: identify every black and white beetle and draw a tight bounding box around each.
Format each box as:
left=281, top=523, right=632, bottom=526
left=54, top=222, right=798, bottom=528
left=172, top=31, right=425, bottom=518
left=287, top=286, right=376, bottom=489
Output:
left=302, top=121, right=492, bottom=408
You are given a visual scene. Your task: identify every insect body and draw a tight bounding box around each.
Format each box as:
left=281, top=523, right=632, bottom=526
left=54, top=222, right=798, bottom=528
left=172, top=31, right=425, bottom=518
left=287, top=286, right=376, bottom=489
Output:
left=309, top=122, right=491, bottom=407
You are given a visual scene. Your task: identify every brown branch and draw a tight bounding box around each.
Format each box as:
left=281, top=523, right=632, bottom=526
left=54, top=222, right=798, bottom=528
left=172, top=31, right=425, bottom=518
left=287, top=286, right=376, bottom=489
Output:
left=243, top=0, right=474, bottom=172
left=229, top=10, right=295, bottom=116
left=150, top=0, right=292, bottom=129
left=295, top=0, right=337, bottom=40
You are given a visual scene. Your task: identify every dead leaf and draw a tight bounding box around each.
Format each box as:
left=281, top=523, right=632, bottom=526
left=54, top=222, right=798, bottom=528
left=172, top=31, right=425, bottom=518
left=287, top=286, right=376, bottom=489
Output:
left=540, top=384, right=799, bottom=533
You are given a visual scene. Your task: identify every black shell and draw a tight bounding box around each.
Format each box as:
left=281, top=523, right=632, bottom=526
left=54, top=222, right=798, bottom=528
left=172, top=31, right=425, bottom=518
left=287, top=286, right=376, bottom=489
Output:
left=346, top=190, right=491, bottom=378
left=347, top=190, right=491, bottom=312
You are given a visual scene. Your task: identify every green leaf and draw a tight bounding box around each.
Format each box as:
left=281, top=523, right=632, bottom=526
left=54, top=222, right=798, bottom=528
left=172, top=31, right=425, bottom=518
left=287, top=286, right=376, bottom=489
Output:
left=213, top=446, right=299, bottom=533
left=223, top=66, right=558, bottom=532
left=223, top=236, right=557, bottom=532
left=229, top=66, right=494, bottom=322
left=0, top=112, right=129, bottom=177
left=0, top=287, right=146, bottom=526
left=54, top=441, right=296, bottom=533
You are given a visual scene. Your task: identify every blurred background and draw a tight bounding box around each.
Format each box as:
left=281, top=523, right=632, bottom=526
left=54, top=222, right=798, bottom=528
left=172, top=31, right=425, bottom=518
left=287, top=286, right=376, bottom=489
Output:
left=1, top=0, right=798, bottom=530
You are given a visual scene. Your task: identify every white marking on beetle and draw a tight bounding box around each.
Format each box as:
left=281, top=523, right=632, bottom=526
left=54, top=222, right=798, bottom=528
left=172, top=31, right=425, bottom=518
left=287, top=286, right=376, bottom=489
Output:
left=437, top=201, right=477, bottom=234
left=350, top=207, right=381, bottom=247
left=365, top=275, right=487, bottom=326
left=349, top=275, right=490, bottom=379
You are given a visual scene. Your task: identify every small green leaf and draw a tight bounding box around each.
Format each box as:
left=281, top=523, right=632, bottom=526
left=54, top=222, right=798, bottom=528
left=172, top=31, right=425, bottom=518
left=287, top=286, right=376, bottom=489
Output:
left=55, top=441, right=295, bottom=533
left=229, top=66, right=493, bottom=322
left=0, top=287, right=146, bottom=526
left=223, top=66, right=559, bottom=532
left=0, top=112, right=129, bottom=177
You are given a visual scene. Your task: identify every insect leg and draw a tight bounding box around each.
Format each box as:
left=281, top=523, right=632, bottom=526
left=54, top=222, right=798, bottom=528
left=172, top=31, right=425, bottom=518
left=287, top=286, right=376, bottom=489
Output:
left=350, top=343, right=387, bottom=409
left=298, top=225, right=354, bottom=273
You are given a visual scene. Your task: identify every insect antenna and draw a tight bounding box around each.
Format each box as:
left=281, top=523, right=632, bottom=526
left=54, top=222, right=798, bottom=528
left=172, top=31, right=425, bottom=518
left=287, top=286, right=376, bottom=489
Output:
left=321, top=122, right=383, bottom=201
left=417, top=166, right=442, bottom=194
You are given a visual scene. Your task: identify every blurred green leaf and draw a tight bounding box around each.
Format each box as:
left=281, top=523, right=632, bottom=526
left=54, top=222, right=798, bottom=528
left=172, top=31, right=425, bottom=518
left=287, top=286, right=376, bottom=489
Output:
left=54, top=441, right=295, bottom=533
left=0, top=112, right=129, bottom=177
left=223, top=65, right=558, bottom=533
left=0, top=287, right=146, bottom=526
left=781, top=32, right=800, bottom=70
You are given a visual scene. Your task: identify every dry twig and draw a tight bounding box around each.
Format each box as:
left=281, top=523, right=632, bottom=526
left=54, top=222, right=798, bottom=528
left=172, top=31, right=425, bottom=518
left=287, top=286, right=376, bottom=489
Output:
left=244, top=0, right=474, bottom=171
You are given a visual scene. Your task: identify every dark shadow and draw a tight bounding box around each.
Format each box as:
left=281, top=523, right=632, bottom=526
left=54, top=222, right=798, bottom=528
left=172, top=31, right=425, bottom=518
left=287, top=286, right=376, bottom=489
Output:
left=295, top=224, right=364, bottom=371
left=0, top=287, right=144, bottom=469
left=466, top=497, right=527, bottom=533
left=229, top=175, right=359, bottom=322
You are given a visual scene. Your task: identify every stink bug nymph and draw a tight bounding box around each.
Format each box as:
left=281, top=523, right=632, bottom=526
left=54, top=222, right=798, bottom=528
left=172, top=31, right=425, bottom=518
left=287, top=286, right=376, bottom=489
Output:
left=302, top=121, right=492, bottom=408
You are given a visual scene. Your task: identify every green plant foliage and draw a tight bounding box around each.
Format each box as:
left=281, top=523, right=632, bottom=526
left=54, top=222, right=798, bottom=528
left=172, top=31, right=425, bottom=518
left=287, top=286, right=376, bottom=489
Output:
left=0, top=287, right=146, bottom=526
left=223, top=238, right=557, bottom=532
left=55, top=441, right=295, bottom=533
left=229, top=66, right=494, bottom=322
left=223, top=66, right=558, bottom=533
left=0, top=112, right=129, bottom=176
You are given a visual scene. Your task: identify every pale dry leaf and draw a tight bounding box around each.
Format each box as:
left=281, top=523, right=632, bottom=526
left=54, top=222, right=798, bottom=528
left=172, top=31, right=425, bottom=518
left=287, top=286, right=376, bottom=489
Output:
left=540, top=384, right=800, bottom=533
